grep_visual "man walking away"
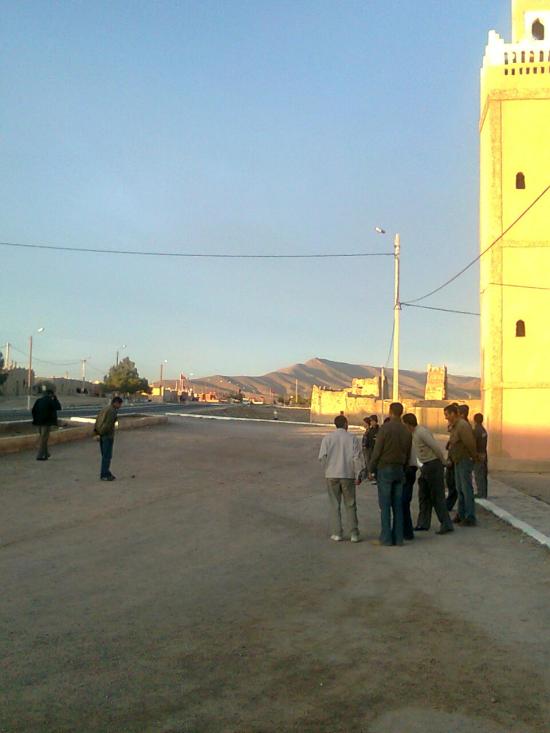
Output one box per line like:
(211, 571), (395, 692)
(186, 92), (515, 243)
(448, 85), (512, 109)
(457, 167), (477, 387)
(403, 414), (454, 535)
(365, 415), (379, 483)
(94, 397), (123, 481)
(319, 415), (364, 543)
(31, 388), (62, 461)
(473, 413), (488, 498)
(369, 402), (412, 546)
(444, 404), (478, 526)
(362, 416), (371, 466)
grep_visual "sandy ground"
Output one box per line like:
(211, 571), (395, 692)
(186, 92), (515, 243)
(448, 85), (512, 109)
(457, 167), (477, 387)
(495, 471), (550, 506)
(1, 419), (549, 733)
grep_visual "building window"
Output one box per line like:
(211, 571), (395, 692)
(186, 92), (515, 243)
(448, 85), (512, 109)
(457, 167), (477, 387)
(533, 19), (545, 41)
(516, 172), (526, 189)
(516, 320), (526, 338)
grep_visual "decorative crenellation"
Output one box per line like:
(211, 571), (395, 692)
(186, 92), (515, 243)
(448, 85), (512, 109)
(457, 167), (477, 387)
(483, 31), (550, 74)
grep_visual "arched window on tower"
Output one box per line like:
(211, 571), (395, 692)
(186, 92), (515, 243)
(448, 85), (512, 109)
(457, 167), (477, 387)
(516, 172), (526, 189)
(516, 320), (526, 338)
(532, 19), (545, 41)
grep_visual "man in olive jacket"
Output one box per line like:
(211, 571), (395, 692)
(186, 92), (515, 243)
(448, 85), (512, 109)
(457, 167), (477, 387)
(32, 388), (62, 461)
(444, 403), (478, 526)
(94, 397), (123, 481)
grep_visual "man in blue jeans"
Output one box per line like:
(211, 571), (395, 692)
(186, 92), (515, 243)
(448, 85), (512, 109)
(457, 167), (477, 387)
(444, 403), (478, 525)
(368, 402), (412, 546)
(94, 396), (123, 481)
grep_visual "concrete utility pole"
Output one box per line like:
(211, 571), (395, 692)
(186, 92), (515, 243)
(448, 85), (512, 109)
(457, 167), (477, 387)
(116, 344), (126, 367)
(295, 378), (298, 405)
(27, 327), (44, 410)
(393, 233), (401, 403)
(4, 342), (10, 370)
(81, 358), (89, 391)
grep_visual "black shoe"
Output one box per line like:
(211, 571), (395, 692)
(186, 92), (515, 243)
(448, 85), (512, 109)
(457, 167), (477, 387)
(436, 526), (454, 535)
(404, 534), (415, 541)
(36, 457), (48, 461)
(462, 518), (477, 527)
(414, 526), (428, 531)
(101, 475), (116, 482)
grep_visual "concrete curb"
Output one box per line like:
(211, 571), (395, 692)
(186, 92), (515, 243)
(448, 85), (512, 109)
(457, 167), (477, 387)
(165, 412), (363, 430)
(0, 415), (168, 455)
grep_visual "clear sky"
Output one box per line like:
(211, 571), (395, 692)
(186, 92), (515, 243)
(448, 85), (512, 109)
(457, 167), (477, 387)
(1, 0), (510, 382)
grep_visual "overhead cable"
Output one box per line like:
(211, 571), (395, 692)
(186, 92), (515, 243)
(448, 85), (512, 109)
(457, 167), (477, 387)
(403, 183), (550, 305)
(0, 240), (393, 260)
(401, 303), (480, 317)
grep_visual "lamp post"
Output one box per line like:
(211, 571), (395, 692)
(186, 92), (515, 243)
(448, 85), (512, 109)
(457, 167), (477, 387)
(376, 227), (401, 403)
(27, 327), (45, 410)
(116, 344), (127, 367)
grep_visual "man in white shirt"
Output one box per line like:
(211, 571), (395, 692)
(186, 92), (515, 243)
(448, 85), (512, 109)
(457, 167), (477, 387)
(402, 414), (454, 535)
(318, 415), (365, 543)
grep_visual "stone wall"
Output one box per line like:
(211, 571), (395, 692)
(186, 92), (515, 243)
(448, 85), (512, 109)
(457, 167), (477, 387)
(310, 385), (481, 434)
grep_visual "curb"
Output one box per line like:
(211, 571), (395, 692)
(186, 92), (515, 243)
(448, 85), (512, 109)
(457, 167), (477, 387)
(0, 415), (168, 455)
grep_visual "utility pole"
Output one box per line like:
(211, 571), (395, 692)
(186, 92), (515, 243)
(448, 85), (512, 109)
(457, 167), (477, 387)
(295, 378), (298, 405)
(4, 342), (10, 370)
(27, 336), (34, 410)
(81, 358), (88, 391)
(393, 233), (401, 403)
(380, 367), (385, 422)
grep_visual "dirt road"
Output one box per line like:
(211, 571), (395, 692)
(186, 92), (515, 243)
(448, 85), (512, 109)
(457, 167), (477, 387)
(1, 418), (549, 732)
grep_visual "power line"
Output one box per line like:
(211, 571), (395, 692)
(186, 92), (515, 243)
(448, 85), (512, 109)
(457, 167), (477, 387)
(9, 344), (82, 366)
(403, 183), (550, 305)
(0, 240), (394, 260)
(384, 321), (395, 368)
(489, 282), (550, 292)
(402, 303), (480, 316)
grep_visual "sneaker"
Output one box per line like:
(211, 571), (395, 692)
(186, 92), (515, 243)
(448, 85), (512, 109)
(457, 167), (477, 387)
(101, 475), (116, 482)
(330, 534), (343, 542)
(350, 533), (361, 543)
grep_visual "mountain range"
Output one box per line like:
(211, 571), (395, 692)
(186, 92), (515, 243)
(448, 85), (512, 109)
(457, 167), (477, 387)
(190, 357), (480, 401)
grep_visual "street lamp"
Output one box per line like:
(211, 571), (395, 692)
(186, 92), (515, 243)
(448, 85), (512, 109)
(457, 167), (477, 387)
(159, 360), (168, 383)
(27, 327), (45, 409)
(116, 344), (127, 367)
(376, 227), (401, 403)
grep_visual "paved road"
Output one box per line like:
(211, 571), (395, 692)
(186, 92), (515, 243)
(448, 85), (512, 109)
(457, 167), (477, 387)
(2, 418), (549, 732)
(0, 400), (219, 423)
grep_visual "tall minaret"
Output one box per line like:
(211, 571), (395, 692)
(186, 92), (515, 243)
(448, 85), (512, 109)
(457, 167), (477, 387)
(480, 0), (550, 464)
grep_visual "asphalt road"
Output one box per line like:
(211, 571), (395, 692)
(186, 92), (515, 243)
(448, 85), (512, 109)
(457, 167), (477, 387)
(0, 400), (219, 423)
(1, 417), (549, 732)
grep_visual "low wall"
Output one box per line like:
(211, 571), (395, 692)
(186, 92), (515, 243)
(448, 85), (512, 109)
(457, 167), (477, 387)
(0, 415), (168, 455)
(310, 386), (481, 434)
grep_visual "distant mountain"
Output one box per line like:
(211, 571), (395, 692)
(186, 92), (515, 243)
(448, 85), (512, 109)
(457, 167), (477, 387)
(191, 357), (480, 401)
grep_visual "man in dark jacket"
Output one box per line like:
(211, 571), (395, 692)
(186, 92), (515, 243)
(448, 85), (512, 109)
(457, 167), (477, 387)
(94, 397), (123, 481)
(31, 388), (62, 461)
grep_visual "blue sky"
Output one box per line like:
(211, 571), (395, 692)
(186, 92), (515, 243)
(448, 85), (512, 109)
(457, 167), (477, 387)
(1, 0), (510, 382)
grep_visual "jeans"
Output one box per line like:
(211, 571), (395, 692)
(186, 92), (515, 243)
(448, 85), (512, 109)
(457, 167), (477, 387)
(416, 459), (453, 531)
(377, 465), (405, 545)
(326, 479), (358, 537)
(36, 425), (51, 459)
(402, 466), (417, 539)
(99, 436), (114, 478)
(474, 460), (488, 498)
(455, 458), (476, 521)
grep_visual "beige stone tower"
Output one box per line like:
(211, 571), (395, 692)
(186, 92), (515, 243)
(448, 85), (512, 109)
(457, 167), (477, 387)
(480, 0), (550, 462)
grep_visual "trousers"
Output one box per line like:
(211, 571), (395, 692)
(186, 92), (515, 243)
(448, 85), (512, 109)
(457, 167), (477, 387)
(37, 425), (51, 459)
(455, 458), (476, 521)
(402, 466), (417, 540)
(326, 478), (358, 537)
(377, 465), (405, 545)
(99, 436), (114, 478)
(416, 459), (454, 531)
(474, 460), (488, 498)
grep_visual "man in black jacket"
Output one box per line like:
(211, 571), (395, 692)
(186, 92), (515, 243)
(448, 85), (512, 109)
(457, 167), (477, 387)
(31, 388), (62, 461)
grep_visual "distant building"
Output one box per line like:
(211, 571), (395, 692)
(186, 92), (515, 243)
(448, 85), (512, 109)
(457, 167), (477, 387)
(425, 365), (447, 401)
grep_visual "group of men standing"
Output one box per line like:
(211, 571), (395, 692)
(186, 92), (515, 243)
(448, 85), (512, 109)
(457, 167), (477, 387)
(31, 389), (124, 480)
(318, 402), (488, 546)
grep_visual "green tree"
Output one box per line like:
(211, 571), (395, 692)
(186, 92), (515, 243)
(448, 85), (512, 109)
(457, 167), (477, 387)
(0, 352), (7, 395)
(103, 357), (150, 395)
